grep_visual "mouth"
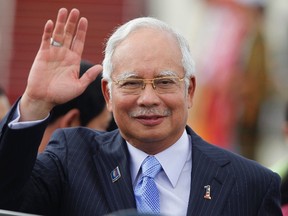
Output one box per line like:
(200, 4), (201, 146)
(134, 115), (165, 126)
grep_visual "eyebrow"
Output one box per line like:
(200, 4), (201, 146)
(158, 70), (178, 77)
(115, 72), (138, 80)
(115, 70), (179, 80)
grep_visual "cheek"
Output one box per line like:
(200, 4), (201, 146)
(110, 93), (133, 115)
(169, 95), (190, 120)
(165, 91), (187, 107)
(111, 101), (132, 130)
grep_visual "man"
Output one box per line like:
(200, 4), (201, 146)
(0, 8), (282, 216)
(38, 60), (115, 152)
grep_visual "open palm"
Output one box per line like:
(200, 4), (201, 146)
(21, 8), (102, 120)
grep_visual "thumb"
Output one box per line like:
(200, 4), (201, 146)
(79, 64), (103, 88)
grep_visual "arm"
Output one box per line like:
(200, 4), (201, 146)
(0, 8), (102, 211)
(0, 104), (49, 210)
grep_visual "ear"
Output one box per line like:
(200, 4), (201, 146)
(59, 108), (81, 127)
(187, 76), (196, 109)
(102, 79), (113, 112)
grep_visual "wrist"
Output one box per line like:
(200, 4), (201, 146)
(19, 93), (54, 121)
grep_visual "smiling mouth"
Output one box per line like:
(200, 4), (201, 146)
(137, 115), (163, 119)
(134, 115), (165, 126)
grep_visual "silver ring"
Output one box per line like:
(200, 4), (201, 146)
(50, 38), (62, 47)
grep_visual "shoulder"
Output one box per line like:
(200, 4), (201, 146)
(46, 127), (121, 152)
(52, 126), (119, 140)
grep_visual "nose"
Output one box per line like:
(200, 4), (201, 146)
(137, 82), (161, 106)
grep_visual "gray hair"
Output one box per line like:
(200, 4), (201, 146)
(102, 17), (195, 91)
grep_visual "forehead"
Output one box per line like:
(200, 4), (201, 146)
(112, 28), (183, 78)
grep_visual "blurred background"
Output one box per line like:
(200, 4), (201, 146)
(0, 0), (287, 168)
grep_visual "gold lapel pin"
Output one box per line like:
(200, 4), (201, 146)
(204, 185), (212, 200)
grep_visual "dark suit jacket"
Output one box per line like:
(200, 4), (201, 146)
(0, 104), (282, 216)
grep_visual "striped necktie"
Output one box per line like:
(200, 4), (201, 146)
(134, 156), (162, 214)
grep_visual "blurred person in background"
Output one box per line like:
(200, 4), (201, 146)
(39, 60), (116, 152)
(187, 0), (269, 160)
(236, 0), (270, 161)
(0, 87), (10, 121)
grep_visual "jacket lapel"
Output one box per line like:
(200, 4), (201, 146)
(186, 127), (236, 215)
(92, 131), (136, 212)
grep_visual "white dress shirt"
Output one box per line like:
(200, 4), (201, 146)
(127, 130), (192, 216)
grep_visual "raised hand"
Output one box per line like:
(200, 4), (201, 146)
(20, 8), (103, 121)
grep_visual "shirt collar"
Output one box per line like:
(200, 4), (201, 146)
(127, 130), (191, 188)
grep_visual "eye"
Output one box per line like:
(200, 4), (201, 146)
(119, 79), (143, 89)
(155, 78), (176, 88)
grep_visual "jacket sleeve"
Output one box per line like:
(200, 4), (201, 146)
(0, 101), (48, 210)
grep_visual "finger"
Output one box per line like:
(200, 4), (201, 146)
(63, 8), (80, 48)
(79, 64), (103, 89)
(40, 20), (54, 50)
(70, 17), (88, 56)
(51, 8), (68, 45)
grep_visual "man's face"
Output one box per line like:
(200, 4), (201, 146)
(103, 28), (195, 154)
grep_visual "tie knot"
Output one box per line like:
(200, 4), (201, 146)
(141, 156), (161, 179)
